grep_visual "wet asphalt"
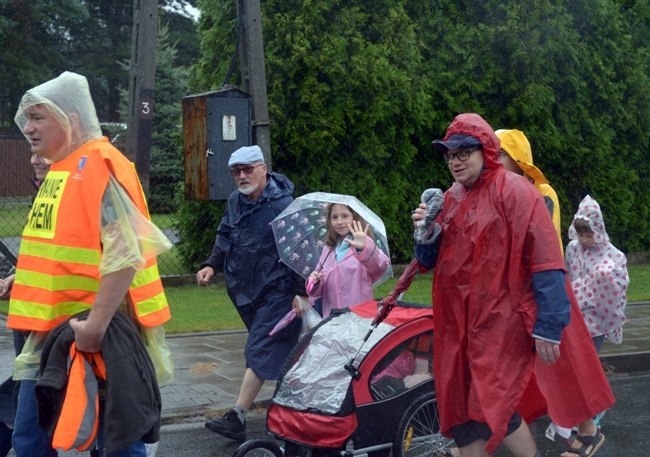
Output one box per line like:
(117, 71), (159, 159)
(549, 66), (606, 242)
(1, 302), (649, 456)
(149, 371), (650, 456)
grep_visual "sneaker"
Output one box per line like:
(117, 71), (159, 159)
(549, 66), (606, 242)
(205, 409), (246, 441)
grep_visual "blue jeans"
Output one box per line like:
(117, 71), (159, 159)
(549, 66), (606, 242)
(12, 380), (56, 457)
(592, 334), (606, 354)
(12, 380), (147, 457)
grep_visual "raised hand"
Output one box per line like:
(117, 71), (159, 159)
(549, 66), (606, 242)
(346, 220), (369, 251)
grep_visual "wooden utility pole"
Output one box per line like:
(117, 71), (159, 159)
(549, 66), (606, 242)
(125, 0), (158, 193)
(237, 0), (272, 167)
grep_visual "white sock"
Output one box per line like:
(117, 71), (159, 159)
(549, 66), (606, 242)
(234, 405), (247, 423)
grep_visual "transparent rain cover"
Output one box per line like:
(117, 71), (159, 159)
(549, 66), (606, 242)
(273, 311), (394, 414)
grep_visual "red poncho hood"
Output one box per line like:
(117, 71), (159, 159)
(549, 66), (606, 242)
(440, 113), (502, 181)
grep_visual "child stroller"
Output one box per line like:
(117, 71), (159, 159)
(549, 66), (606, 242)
(233, 261), (455, 457)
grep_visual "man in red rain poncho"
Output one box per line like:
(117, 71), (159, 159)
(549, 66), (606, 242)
(412, 114), (614, 457)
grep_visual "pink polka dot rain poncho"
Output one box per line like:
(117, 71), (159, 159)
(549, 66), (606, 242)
(565, 195), (629, 343)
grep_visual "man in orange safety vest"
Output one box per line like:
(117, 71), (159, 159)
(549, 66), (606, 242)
(8, 71), (172, 457)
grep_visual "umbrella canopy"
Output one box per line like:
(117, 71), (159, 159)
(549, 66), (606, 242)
(271, 192), (392, 285)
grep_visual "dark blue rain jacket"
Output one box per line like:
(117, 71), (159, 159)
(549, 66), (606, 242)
(202, 172), (305, 307)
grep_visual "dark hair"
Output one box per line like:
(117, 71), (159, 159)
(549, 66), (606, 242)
(574, 218), (593, 235)
(324, 203), (373, 248)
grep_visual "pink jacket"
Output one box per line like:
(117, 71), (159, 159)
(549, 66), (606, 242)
(306, 238), (390, 318)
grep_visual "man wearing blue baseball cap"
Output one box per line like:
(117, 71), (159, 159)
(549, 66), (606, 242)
(196, 145), (307, 441)
(412, 114), (614, 457)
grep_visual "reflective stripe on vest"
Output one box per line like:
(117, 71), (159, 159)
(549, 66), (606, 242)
(52, 343), (106, 451)
(19, 238), (101, 265)
(7, 140), (169, 331)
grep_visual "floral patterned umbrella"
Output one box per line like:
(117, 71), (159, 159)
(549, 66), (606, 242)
(271, 192), (392, 285)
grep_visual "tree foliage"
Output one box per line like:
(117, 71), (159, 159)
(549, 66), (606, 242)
(183, 0), (650, 263)
(0, 0), (199, 125)
(403, 0), (650, 252)
(1, 0), (198, 218)
(174, 199), (225, 271)
(263, 0), (432, 263)
(189, 0), (432, 263)
(190, 0), (238, 89)
(0, 0), (85, 124)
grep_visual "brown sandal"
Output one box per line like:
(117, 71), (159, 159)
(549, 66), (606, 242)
(563, 430), (605, 457)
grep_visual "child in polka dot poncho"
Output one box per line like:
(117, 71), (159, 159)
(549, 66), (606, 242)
(565, 195), (629, 351)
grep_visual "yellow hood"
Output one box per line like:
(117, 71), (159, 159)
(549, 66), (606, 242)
(495, 129), (548, 186)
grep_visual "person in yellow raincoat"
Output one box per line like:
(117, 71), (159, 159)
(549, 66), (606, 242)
(495, 129), (562, 251)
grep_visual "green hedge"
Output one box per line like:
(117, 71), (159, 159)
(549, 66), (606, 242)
(185, 0), (650, 264)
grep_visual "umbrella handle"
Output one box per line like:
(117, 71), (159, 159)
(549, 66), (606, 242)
(388, 258), (421, 298)
(315, 249), (333, 273)
(371, 258), (421, 326)
(371, 298), (394, 326)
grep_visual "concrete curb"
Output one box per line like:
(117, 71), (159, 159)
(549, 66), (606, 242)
(602, 352), (650, 374)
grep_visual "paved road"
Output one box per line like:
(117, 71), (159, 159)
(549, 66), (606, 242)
(145, 371), (650, 457)
(2, 304), (649, 456)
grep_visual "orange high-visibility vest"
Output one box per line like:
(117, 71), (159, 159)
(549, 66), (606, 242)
(8, 138), (170, 331)
(52, 342), (106, 451)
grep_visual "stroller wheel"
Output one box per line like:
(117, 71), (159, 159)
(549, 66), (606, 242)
(392, 392), (455, 457)
(233, 439), (284, 457)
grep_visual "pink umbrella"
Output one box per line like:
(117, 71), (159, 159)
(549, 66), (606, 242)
(269, 308), (298, 336)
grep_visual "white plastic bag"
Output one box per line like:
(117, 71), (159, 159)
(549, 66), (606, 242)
(298, 296), (322, 338)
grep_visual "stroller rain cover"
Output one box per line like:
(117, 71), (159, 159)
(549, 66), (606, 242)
(268, 299), (432, 449)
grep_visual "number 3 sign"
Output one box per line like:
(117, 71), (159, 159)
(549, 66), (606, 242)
(140, 97), (154, 120)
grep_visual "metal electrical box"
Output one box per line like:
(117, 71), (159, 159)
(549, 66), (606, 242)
(182, 87), (251, 200)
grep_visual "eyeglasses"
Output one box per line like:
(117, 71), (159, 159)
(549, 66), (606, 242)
(230, 163), (264, 177)
(443, 147), (482, 164)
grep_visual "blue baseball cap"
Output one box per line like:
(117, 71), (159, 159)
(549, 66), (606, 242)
(432, 134), (483, 152)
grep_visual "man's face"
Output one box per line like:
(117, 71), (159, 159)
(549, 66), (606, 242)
(446, 147), (485, 187)
(22, 105), (67, 161)
(230, 162), (267, 199)
(498, 149), (523, 175)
